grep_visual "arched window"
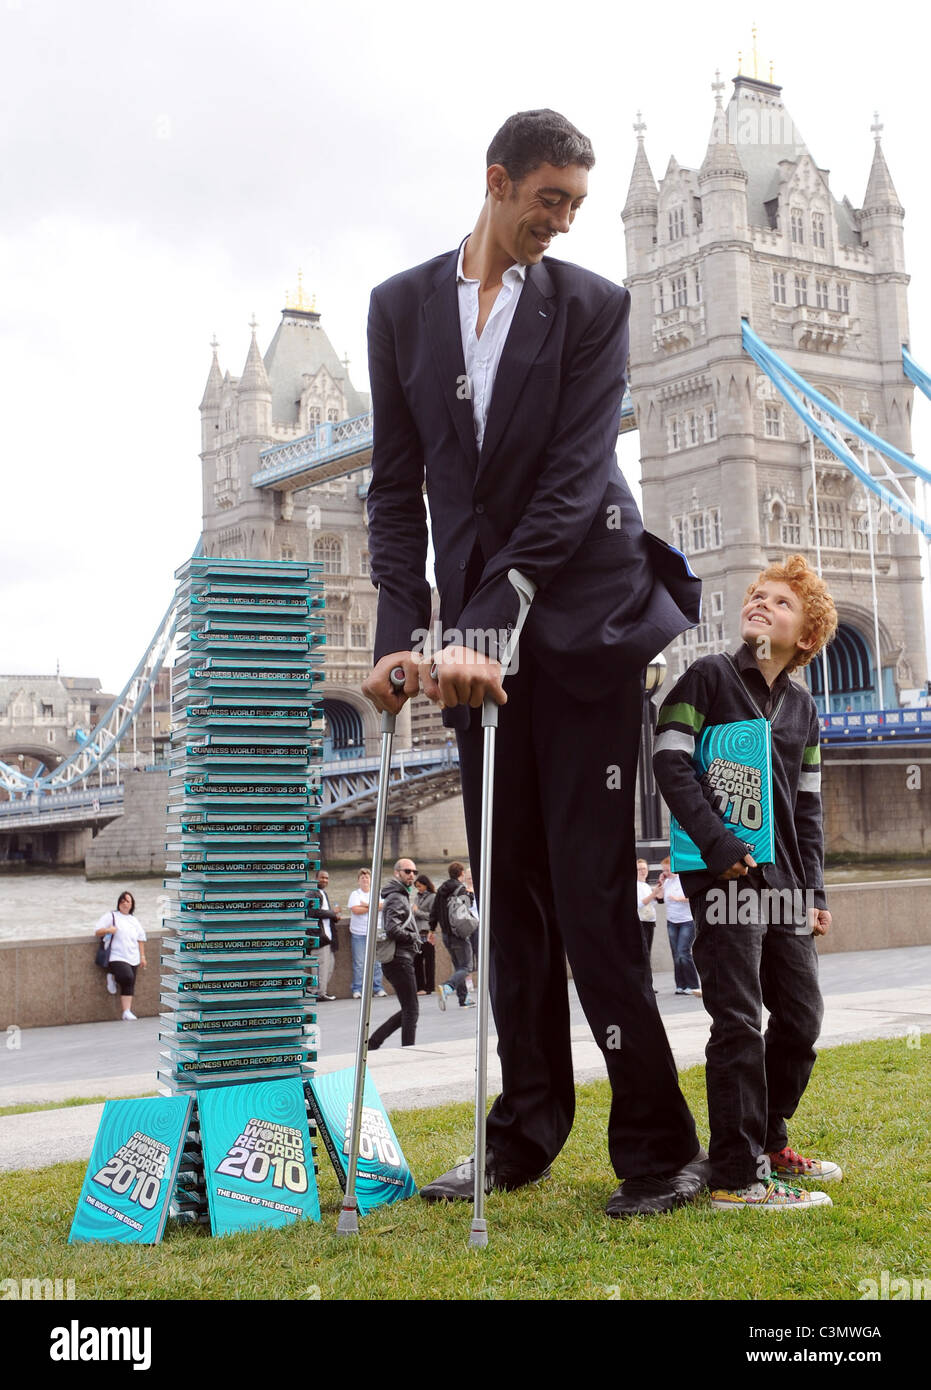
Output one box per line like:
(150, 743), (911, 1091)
(314, 536), (344, 573)
(811, 211), (826, 248)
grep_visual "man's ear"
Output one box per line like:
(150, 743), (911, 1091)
(486, 163), (511, 202)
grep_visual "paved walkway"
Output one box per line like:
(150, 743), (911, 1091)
(1, 945), (928, 1172)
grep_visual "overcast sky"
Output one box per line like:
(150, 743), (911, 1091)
(1, 0), (928, 692)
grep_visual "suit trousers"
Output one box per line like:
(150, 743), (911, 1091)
(455, 651), (698, 1180)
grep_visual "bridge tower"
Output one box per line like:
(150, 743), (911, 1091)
(198, 285), (396, 760)
(622, 74), (927, 710)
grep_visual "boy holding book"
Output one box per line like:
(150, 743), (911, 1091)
(653, 555), (840, 1211)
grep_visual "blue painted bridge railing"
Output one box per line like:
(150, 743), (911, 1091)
(819, 708), (931, 742)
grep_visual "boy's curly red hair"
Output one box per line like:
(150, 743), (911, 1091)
(743, 554), (838, 671)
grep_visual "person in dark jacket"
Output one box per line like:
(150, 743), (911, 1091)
(653, 555), (841, 1212)
(413, 873), (437, 995)
(369, 858), (422, 1050)
(310, 869), (340, 1001)
(430, 861), (475, 1009)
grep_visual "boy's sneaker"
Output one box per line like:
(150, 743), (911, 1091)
(683, 987), (702, 997)
(352, 991), (361, 999)
(436, 983), (453, 1012)
(711, 1178), (832, 1212)
(768, 1145), (843, 1183)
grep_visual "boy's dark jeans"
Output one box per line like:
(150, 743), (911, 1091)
(691, 877), (824, 1189)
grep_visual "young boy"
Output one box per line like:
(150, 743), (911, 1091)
(653, 555), (840, 1211)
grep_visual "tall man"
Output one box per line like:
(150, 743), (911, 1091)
(362, 110), (706, 1216)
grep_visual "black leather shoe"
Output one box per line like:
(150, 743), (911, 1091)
(605, 1149), (710, 1218)
(419, 1152), (552, 1203)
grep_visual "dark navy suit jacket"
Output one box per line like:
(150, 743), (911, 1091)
(366, 248), (700, 710)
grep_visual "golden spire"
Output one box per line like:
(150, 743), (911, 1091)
(285, 268), (317, 313)
(752, 22), (759, 79)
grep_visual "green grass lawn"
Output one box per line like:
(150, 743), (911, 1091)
(0, 1038), (927, 1301)
(0, 1095), (157, 1119)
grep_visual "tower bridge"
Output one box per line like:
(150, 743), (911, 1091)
(3, 73), (931, 869)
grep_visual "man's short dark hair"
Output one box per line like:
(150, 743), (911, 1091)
(448, 861), (465, 880)
(487, 109), (595, 185)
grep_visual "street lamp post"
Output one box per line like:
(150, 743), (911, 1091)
(637, 653), (667, 852)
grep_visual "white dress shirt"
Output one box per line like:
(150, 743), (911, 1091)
(457, 240), (527, 451)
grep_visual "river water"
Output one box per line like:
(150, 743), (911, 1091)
(0, 861), (457, 942)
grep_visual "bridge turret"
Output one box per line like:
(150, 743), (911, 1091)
(621, 113), (658, 277)
(198, 339), (223, 452)
(236, 321), (273, 441)
(860, 118), (905, 274)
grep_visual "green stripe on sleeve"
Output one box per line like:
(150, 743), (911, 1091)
(657, 702), (706, 734)
(803, 744), (821, 766)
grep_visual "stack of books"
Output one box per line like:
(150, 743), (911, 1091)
(159, 557), (326, 1223)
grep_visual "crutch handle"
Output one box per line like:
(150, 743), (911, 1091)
(428, 569), (537, 688)
(380, 667), (409, 735)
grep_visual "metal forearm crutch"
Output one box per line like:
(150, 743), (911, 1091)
(337, 666), (406, 1237)
(469, 568), (537, 1249)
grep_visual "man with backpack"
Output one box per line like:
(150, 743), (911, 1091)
(430, 862), (477, 1010)
(368, 858), (423, 1050)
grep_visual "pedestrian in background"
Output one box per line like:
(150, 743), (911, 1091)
(637, 858), (662, 992)
(95, 890), (147, 1021)
(347, 868), (387, 998)
(311, 868), (340, 1001)
(636, 858), (662, 955)
(413, 873), (437, 995)
(431, 861), (476, 1010)
(659, 857), (702, 997)
(369, 858), (422, 1050)
(463, 865), (478, 994)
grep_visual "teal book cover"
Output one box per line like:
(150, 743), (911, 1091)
(669, 718), (775, 873)
(199, 1076), (320, 1235)
(69, 1094), (193, 1243)
(307, 1067), (417, 1215)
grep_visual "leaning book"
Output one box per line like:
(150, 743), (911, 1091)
(669, 718), (775, 873)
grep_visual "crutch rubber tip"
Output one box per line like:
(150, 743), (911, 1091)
(336, 1201), (360, 1236)
(467, 1219), (489, 1249)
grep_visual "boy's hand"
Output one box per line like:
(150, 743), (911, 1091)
(810, 908), (832, 936)
(720, 852), (757, 880)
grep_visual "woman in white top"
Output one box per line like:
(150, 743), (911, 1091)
(95, 890), (147, 1020)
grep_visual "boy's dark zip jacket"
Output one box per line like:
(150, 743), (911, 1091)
(652, 644), (826, 909)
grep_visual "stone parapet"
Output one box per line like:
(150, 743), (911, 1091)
(4, 881), (930, 1030)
